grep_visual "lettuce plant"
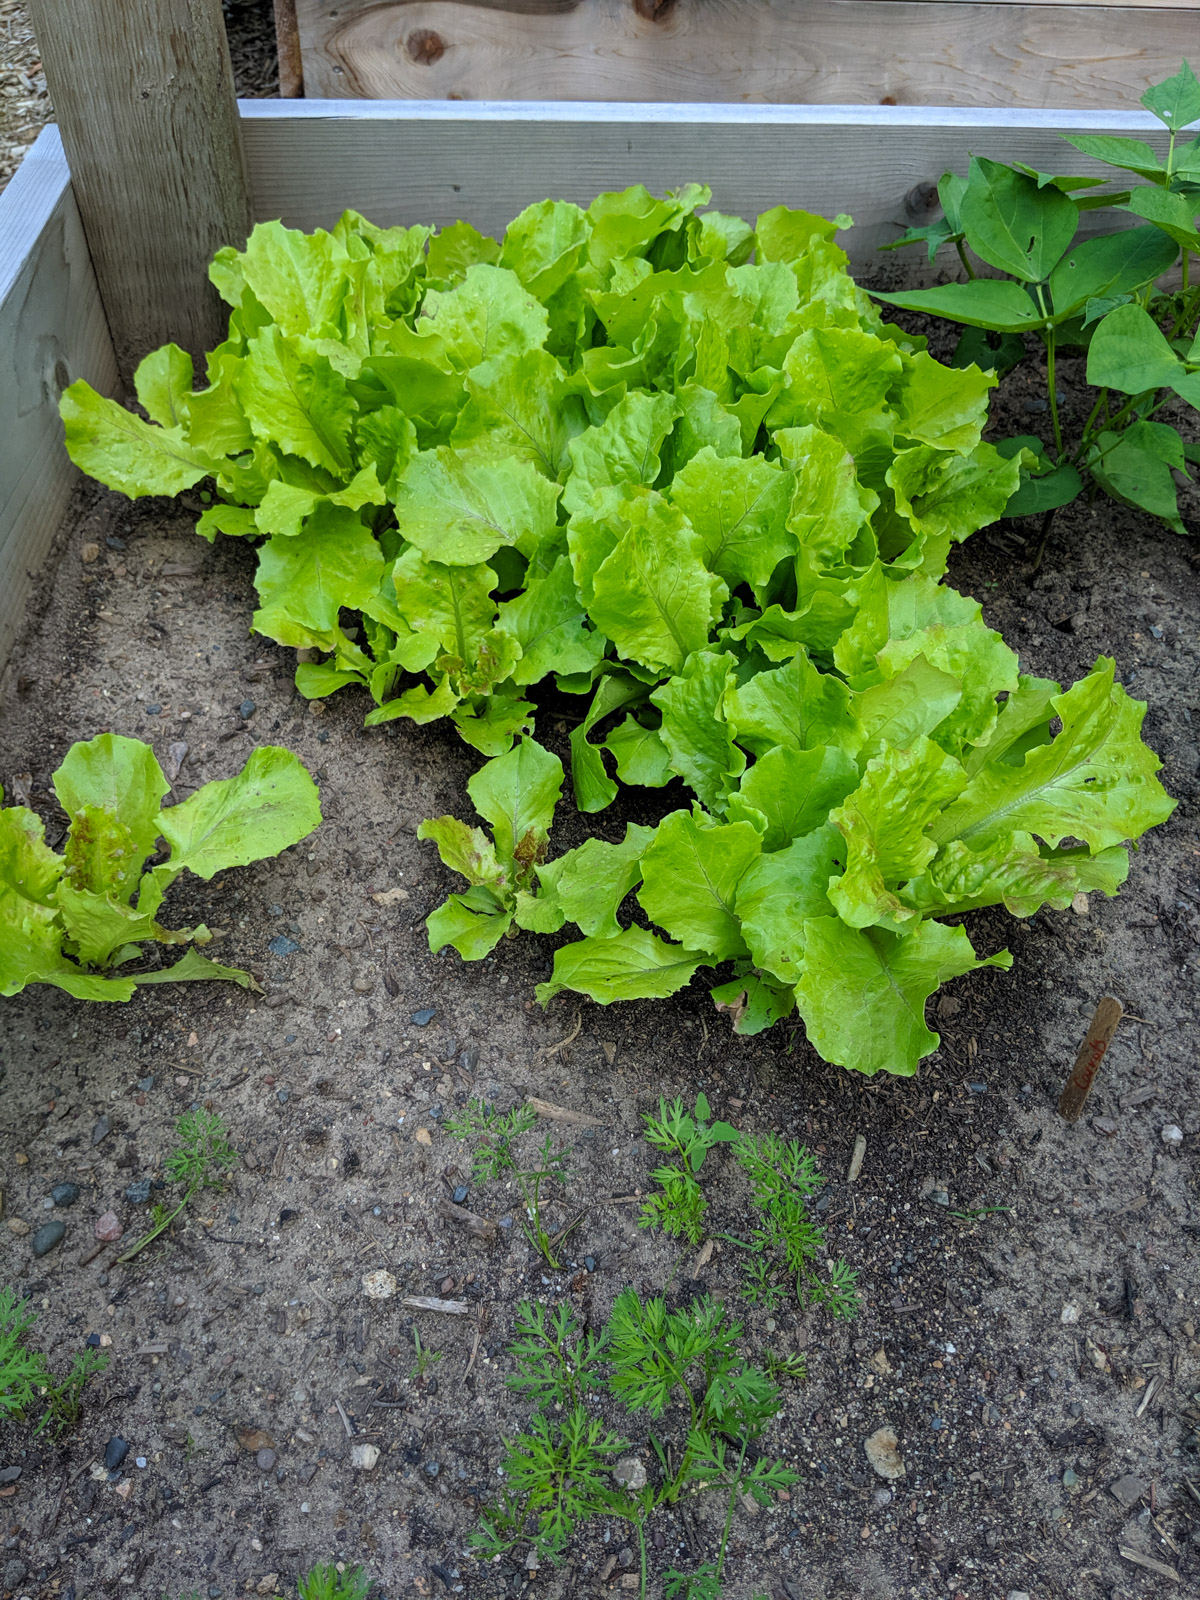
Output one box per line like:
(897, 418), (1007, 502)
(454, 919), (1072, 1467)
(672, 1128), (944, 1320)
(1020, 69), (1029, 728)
(56, 189), (1175, 1070)
(1, 735), (320, 999)
(60, 186), (1020, 758)
(876, 60), (1200, 537)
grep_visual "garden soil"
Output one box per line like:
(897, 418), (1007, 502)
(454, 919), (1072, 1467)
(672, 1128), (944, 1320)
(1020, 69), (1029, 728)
(1, 329), (1199, 1600)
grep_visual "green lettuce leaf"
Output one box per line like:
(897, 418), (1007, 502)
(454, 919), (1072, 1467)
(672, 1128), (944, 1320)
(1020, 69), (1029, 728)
(795, 918), (1012, 1076)
(536, 927), (710, 1007)
(638, 809), (761, 960)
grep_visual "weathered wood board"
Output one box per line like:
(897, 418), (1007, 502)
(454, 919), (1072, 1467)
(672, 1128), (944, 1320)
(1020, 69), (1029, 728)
(238, 99), (1171, 273)
(293, 0), (1200, 109)
(0, 126), (117, 666)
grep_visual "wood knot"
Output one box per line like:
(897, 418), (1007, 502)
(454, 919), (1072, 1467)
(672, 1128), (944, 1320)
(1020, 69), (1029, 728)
(903, 182), (941, 220)
(633, 0), (677, 21)
(407, 28), (446, 66)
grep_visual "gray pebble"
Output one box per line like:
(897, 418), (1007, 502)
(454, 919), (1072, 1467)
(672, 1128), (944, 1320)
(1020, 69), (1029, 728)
(256, 1448), (276, 1471)
(0, 1466), (21, 1485)
(1110, 1473), (1145, 1509)
(105, 1436), (130, 1470)
(277, 1088), (290, 1105)
(3, 1560), (27, 1590)
(240, 699), (256, 719)
(51, 1182), (81, 1207)
(411, 1008), (436, 1026)
(92, 1114), (112, 1145)
(124, 1178), (152, 1204)
(268, 935), (300, 957)
(452, 1185), (469, 1204)
(930, 1189), (950, 1207)
(32, 1220), (66, 1258)
(425, 1460), (440, 1478)
(137, 1076), (154, 1092)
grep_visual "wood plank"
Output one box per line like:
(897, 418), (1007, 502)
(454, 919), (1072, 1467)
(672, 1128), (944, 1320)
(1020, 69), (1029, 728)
(239, 100), (1172, 277)
(0, 127), (118, 669)
(26, 0), (252, 384)
(294, 0), (1199, 109)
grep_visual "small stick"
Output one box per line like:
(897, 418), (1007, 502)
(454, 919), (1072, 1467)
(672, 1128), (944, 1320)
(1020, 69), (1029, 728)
(526, 1096), (604, 1128)
(1059, 996), (1124, 1122)
(1118, 1547), (1178, 1582)
(847, 1134), (867, 1183)
(1136, 1376), (1160, 1419)
(536, 1009), (581, 1061)
(401, 1295), (470, 1315)
(333, 1397), (356, 1438)
(436, 1200), (498, 1242)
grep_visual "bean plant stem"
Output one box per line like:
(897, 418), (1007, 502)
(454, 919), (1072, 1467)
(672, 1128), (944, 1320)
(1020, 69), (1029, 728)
(955, 239), (976, 281)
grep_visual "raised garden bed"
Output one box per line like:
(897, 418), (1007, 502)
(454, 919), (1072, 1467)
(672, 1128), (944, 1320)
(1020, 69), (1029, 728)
(1, 94), (1199, 1600)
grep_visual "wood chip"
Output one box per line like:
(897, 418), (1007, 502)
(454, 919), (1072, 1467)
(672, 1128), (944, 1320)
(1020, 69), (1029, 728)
(847, 1134), (867, 1183)
(1118, 1547), (1178, 1582)
(525, 1096), (603, 1128)
(135, 1343), (169, 1356)
(690, 1239), (715, 1276)
(1059, 996), (1124, 1122)
(436, 1200), (498, 1242)
(401, 1295), (470, 1315)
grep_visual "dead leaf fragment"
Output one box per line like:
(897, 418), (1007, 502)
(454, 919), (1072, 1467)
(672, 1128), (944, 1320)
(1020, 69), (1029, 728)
(234, 1427), (276, 1453)
(415, 1127), (432, 1147)
(864, 1426), (906, 1481)
(371, 887), (409, 906)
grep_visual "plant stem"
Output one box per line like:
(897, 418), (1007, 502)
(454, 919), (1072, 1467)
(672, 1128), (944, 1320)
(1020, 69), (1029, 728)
(116, 1177), (199, 1263)
(1045, 332), (1063, 459)
(635, 1517), (648, 1600)
(1073, 388), (1109, 465)
(716, 1441), (751, 1580)
(955, 239), (976, 281)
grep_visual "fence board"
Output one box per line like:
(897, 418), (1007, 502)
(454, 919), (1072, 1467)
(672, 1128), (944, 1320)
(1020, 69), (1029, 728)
(0, 127), (118, 666)
(294, 0), (1199, 109)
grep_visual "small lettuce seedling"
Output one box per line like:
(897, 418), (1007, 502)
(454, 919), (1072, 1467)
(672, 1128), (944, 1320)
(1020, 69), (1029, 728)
(1, 734), (320, 1000)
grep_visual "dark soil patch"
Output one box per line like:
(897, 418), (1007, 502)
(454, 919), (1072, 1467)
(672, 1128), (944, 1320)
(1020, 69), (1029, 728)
(1, 324), (1199, 1600)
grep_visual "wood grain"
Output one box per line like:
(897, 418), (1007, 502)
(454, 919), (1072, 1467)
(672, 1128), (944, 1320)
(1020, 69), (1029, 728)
(274, 0), (305, 98)
(1058, 995), (1124, 1121)
(0, 127), (117, 669)
(27, 0), (252, 384)
(294, 0), (1200, 108)
(238, 101), (1172, 278)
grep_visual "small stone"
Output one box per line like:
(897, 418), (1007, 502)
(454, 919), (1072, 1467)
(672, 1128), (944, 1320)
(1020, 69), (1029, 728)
(124, 1177), (152, 1204)
(613, 1456), (647, 1492)
(411, 1008), (436, 1026)
(361, 1269), (397, 1300)
(6, 1218), (30, 1237)
(256, 1448), (276, 1471)
(1110, 1473), (1145, 1509)
(105, 1436), (130, 1470)
(864, 1427), (906, 1481)
(1161, 1124), (1184, 1147)
(239, 699), (256, 719)
(452, 1185), (469, 1205)
(95, 1212), (123, 1242)
(929, 1188), (950, 1207)
(80, 542), (100, 563)
(3, 1559), (28, 1590)
(92, 1114), (112, 1145)
(268, 935), (300, 958)
(873, 1488), (893, 1507)
(1060, 1303), (1080, 1325)
(32, 1220), (66, 1257)
(146, 703), (162, 716)
(584, 1255), (596, 1272)
(350, 1442), (380, 1470)
(0, 1466), (21, 1484)
(1062, 1468), (1079, 1488)
(352, 977), (374, 995)
(425, 1460), (441, 1478)
(51, 1182), (81, 1207)
(1007, 1592), (1032, 1600)
(137, 1076), (154, 1092)
(276, 1089), (290, 1105)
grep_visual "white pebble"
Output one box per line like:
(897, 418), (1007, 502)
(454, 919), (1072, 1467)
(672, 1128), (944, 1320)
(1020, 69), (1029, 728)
(350, 1442), (380, 1471)
(1060, 1304), (1080, 1325)
(1161, 1124), (1184, 1147)
(361, 1268), (397, 1300)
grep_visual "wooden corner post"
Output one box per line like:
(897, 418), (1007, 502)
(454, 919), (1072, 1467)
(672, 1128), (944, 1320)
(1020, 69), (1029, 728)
(27, 0), (252, 385)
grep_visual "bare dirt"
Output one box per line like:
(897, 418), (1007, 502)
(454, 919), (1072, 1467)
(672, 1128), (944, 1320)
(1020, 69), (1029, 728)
(2, 318), (1200, 1600)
